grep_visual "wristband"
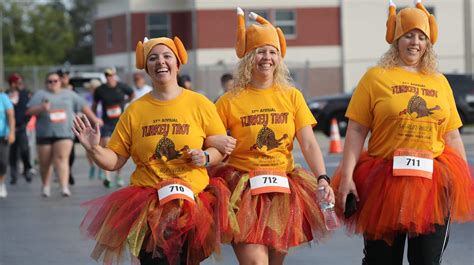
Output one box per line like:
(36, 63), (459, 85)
(317, 174), (330, 184)
(203, 151), (210, 167)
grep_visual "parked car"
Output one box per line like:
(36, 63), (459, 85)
(69, 72), (106, 95)
(308, 74), (474, 137)
(307, 94), (351, 137)
(445, 74), (474, 131)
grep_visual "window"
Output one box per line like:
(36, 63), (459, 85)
(274, 10), (296, 39)
(106, 19), (113, 48)
(147, 13), (170, 38)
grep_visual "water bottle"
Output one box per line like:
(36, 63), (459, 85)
(318, 186), (340, 230)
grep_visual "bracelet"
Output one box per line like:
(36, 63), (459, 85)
(203, 151), (210, 167)
(317, 174), (330, 184)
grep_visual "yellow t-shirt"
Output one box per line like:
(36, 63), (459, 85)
(107, 89), (226, 193)
(216, 85), (316, 172)
(346, 67), (462, 159)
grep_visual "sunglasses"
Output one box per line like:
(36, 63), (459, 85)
(47, 79), (59, 84)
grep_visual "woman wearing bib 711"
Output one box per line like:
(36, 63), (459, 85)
(333, 1), (474, 264)
(73, 37), (235, 265)
(208, 8), (334, 265)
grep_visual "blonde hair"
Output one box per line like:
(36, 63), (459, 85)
(378, 41), (438, 75)
(231, 48), (293, 94)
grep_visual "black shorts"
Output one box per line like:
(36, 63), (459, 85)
(0, 139), (9, 175)
(36, 137), (73, 145)
(100, 123), (116, 138)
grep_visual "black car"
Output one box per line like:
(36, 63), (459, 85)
(445, 74), (474, 130)
(307, 94), (351, 137)
(308, 74), (474, 137)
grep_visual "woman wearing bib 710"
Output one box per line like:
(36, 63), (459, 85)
(333, 1), (474, 264)
(73, 37), (235, 265)
(208, 8), (334, 265)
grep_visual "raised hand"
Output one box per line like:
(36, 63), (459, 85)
(72, 114), (101, 151)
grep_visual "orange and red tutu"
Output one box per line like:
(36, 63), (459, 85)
(332, 147), (474, 244)
(80, 178), (235, 265)
(208, 165), (330, 252)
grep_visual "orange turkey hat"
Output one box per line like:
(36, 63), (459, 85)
(135, 37), (188, 70)
(235, 7), (287, 58)
(386, 0), (438, 45)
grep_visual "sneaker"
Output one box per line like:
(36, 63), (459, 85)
(88, 166), (96, 180)
(115, 175), (125, 187)
(0, 183), (7, 198)
(42, 186), (51, 197)
(61, 187), (71, 197)
(103, 179), (112, 188)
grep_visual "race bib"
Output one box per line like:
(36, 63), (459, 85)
(249, 169), (291, 195)
(106, 105), (122, 118)
(49, 109), (66, 123)
(393, 148), (433, 179)
(156, 179), (195, 205)
(9, 94), (19, 105)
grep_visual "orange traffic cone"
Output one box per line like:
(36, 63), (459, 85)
(329, 118), (343, 154)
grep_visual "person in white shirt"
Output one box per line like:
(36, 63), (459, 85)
(131, 72), (152, 101)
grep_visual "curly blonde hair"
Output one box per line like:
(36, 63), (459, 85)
(378, 41), (438, 75)
(231, 48), (293, 94)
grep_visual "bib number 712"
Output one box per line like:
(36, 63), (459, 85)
(249, 170), (291, 195)
(263, 176), (278, 184)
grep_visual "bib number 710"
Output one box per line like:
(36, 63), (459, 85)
(157, 180), (195, 205)
(169, 185), (185, 193)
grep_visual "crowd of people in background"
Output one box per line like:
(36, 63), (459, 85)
(0, 68), (233, 198)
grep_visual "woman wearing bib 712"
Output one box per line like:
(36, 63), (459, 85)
(208, 8), (334, 265)
(333, 1), (474, 264)
(73, 37), (235, 265)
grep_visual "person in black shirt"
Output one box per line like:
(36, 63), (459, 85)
(6, 73), (35, 184)
(92, 68), (134, 187)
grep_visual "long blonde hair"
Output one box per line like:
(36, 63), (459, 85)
(231, 49), (293, 94)
(378, 41), (438, 75)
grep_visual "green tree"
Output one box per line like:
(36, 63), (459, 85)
(2, 0), (74, 66)
(66, 0), (98, 64)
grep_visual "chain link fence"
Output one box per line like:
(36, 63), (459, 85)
(5, 61), (343, 101)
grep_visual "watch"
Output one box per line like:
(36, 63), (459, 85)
(317, 174), (331, 184)
(203, 151), (210, 167)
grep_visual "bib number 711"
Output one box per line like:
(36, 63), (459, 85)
(393, 148), (433, 179)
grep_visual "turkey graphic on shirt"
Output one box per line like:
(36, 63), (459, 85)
(398, 95), (446, 125)
(149, 134), (190, 162)
(250, 124), (288, 151)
